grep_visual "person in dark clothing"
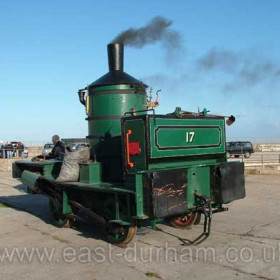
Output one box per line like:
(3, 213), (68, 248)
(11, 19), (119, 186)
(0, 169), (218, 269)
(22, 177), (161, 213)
(5, 143), (13, 158)
(48, 135), (65, 160)
(32, 135), (65, 161)
(17, 142), (24, 158)
(0, 144), (5, 158)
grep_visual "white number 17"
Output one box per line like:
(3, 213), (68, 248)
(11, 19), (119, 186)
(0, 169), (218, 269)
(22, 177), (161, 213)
(186, 132), (195, 143)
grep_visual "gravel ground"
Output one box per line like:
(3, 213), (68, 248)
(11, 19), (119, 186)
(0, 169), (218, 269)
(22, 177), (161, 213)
(0, 172), (279, 280)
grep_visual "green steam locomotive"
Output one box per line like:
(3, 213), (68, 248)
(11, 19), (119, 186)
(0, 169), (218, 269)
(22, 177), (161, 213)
(13, 43), (245, 246)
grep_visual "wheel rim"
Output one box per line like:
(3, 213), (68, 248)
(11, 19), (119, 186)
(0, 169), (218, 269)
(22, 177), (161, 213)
(170, 212), (198, 229)
(103, 197), (137, 245)
(106, 223), (137, 245)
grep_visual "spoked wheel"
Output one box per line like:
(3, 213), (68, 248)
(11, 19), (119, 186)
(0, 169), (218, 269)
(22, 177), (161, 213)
(106, 223), (137, 246)
(49, 199), (74, 228)
(169, 212), (198, 229)
(103, 197), (137, 246)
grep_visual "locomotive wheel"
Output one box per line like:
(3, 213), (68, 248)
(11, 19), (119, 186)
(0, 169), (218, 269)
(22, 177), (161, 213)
(106, 223), (137, 246)
(49, 199), (74, 228)
(103, 197), (136, 246)
(169, 212), (198, 229)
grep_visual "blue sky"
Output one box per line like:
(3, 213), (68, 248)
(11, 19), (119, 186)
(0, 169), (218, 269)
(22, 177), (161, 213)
(0, 0), (279, 143)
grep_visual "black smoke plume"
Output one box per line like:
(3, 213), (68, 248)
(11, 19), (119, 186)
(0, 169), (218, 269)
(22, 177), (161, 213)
(111, 16), (182, 50)
(197, 48), (280, 90)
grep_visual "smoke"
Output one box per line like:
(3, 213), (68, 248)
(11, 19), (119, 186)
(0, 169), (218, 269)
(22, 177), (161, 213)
(197, 48), (280, 90)
(111, 16), (182, 50)
(112, 18), (279, 92)
(197, 49), (239, 73)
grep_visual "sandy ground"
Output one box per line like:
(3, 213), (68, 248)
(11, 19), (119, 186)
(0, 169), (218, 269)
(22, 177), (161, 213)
(0, 172), (279, 280)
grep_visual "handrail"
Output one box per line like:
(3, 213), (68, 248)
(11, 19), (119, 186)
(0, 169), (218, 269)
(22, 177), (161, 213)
(126, 130), (134, 168)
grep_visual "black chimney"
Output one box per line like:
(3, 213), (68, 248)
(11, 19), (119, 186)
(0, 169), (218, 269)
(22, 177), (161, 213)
(89, 43), (147, 87)
(108, 43), (124, 72)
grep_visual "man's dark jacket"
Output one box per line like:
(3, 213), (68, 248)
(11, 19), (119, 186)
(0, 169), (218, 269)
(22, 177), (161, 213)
(49, 141), (65, 160)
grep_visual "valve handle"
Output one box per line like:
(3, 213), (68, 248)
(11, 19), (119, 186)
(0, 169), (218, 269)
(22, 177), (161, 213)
(126, 129), (134, 168)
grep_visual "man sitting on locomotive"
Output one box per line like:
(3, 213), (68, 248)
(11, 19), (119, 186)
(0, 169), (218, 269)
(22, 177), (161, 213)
(48, 135), (65, 160)
(32, 134), (65, 161)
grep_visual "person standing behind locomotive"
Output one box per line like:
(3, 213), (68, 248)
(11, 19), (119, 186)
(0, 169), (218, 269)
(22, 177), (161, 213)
(17, 142), (24, 158)
(0, 143), (5, 158)
(5, 142), (13, 158)
(12, 143), (17, 158)
(48, 135), (65, 160)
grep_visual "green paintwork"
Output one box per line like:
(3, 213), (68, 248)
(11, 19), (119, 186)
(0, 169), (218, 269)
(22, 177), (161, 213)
(186, 167), (210, 209)
(13, 160), (62, 179)
(21, 170), (40, 191)
(60, 181), (135, 195)
(149, 118), (225, 159)
(135, 174), (148, 219)
(79, 162), (102, 183)
(122, 116), (226, 174)
(62, 191), (72, 215)
(90, 93), (146, 117)
(90, 85), (141, 91)
(88, 84), (147, 153)
(49, 199), (69, 226)
(109, 220), (131, 226)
